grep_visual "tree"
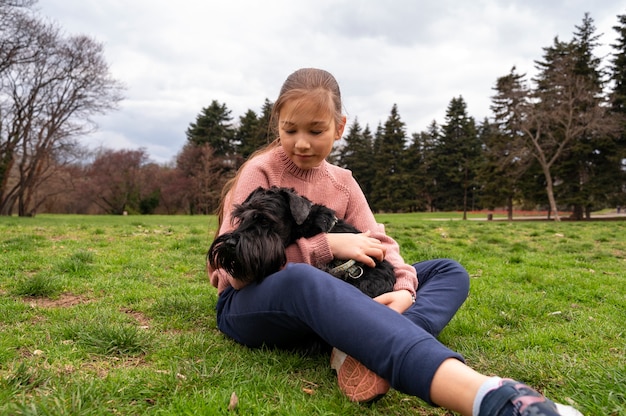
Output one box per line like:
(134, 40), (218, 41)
(155, 166), (190, 214)
(608, 13), (626, 209)
(410, 120), (441, 212)
(0, 1), (124, 215)
(1, 2), (53, 214)
(176, 142), (230, 214)
(371, 105), (410, 212)
(84, 148), (153, 215)
(186, 100), (235, 157)
(337, 118), (375, 200)
(234, 109), (261, 163)
(234, 98), (272, 162)
(184, 100), (238, 212)
(235, 99), (273, 163)
(496, 28), (617, 220)
(0, 0), (39, 75)
(554, 14), (620, 219)
(432, 96), (481, 217)
(403, 131), (429, 212)
(485, 69), (536, 219)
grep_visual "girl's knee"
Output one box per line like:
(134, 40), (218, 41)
(415, 258), (470, 294)
(272, 263), (333, 291)
(444, 259), (470, 289)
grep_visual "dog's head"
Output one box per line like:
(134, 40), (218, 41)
(230, 186), (314, 244)
(207, 229), (286, 284)
(297, 203), (339, 238)
(207, 186), (317, 283)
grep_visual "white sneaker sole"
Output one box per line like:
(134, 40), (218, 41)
(555, 403), (584, 416)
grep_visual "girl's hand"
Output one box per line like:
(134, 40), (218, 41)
(374, 290), (414, 314)
(325, 230), (386, 268)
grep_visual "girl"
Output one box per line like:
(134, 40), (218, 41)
(208, 68), (581, 416)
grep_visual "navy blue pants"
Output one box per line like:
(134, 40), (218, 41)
(216, 258), (469, 403)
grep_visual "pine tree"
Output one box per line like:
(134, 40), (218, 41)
(609, 13), (626, 210)
(235, 109), (260, 163)
(556, 13), (617, 219)
(404, 130), (431, 212)
(418, 120), (442, 212)
(186, 100), (235, 157)
(184, 100), (237, 212)
(484, 68), (535, 218)
(432, 97), (481, 217)
(371, 105), (411, 212)
(337, 118), (375, 200)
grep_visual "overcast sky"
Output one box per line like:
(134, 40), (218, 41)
(37, 0), (624, 164)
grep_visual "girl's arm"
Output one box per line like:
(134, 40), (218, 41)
(339, 176), (419, 299)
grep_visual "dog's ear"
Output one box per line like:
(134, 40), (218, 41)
(282, 188), (312, 225)
(244, 186), (266, 202)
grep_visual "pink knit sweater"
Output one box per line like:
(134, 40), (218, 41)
(208, 146), (418, 296)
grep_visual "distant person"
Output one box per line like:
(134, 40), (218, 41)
(208, 67), (582, 416)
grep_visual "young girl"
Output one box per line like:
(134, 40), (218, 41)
(208, 68), (581, 416)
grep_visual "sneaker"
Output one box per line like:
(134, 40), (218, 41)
(330, 348), (390, 403)
(479, 379), (583, 416)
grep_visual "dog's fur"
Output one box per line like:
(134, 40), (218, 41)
(208, 186), (396, 297)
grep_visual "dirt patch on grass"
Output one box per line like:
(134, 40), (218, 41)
(121, 307), (152, 328)
(25, 293), (91, 308)
(82, 355), (148, 378)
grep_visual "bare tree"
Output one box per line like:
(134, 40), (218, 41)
(84, 148), (152, 215)
(0, 1), (124, 215)
(176, 143), (232, 214)
(1, 1), (55, 214)
(0, 0), (39, 74)
(155, 167), (190, 214)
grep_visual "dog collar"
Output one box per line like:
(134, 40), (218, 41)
(329, 259), (364, 280)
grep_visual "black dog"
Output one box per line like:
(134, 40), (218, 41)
(207, 186), (396, 298)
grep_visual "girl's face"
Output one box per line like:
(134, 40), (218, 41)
(278, 97), (346, 170)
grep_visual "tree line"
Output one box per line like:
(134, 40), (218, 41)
(1, 4), (625, 219)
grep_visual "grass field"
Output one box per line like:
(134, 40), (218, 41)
(0, 214), (624, 415)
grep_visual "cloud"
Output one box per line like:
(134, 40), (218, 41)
(37, 0), (625, 163)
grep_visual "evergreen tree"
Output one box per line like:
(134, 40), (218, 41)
(371, 105), (411, 212)
(258, 98), (274, 141)
(240, 98), (274, 160)
(609, 13), (626, 209)
(484, 68), (535, 219)
(404, 131), (430, 212)
(337, 118), (375, 200)
(555, 13), (617, 219)
(420, 120), (442, 212)
(235, 109), (261, 163)
(611, 14), (626, 115)
(432, 96), (481, 217)
(184, 100), (237, 211)
(186, 100), (235, 156)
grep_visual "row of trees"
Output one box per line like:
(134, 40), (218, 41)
(173, 13), (625, 220)
(2, 5), (625, 219)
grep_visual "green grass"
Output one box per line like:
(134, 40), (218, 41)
(0, 214), (624, 415)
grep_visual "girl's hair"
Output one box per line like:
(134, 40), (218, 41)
(214, 68), (343, 236)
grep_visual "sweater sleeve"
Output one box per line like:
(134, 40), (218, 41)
(339, 174), (418, 296)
